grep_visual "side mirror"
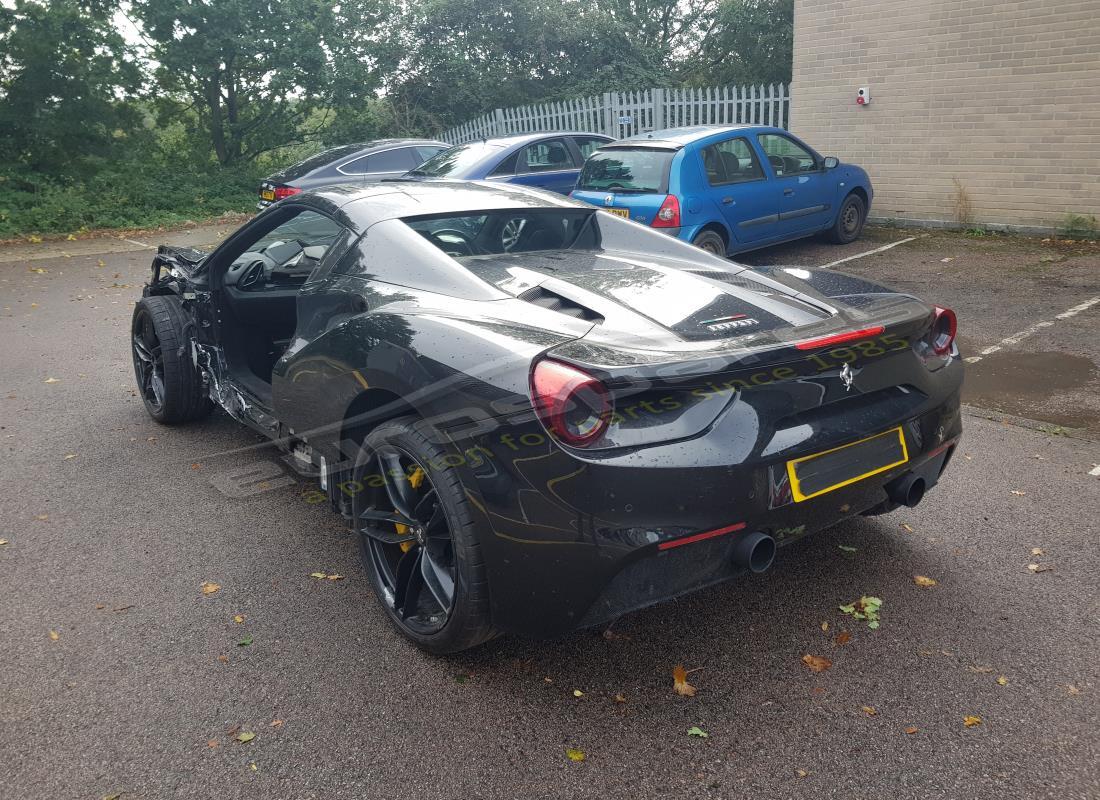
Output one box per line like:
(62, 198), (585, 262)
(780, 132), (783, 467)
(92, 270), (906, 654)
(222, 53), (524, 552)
(823, 156), (839, 169)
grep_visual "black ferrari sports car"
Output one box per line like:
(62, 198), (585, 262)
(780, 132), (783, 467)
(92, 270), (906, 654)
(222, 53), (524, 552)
(132, 180), (963, 653)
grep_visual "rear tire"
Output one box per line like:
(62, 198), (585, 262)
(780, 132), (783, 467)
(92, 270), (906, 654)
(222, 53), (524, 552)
(828, 193), (866, 244)
(692, 229), (727, 257)
(351, 417), (496, 654)
(131, 296), (212, 424)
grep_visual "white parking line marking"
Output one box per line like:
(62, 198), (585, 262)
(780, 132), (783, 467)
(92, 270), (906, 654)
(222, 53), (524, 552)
(966, 296), (1100, 363)
(1090, 464), (1100, 477)
(122, 238), (154, 249)
(818, 237), (917, 269)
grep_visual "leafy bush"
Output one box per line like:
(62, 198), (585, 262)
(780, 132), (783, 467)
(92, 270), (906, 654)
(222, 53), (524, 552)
(0, 162), (265, 238)
(1059, 213), (1098, 240)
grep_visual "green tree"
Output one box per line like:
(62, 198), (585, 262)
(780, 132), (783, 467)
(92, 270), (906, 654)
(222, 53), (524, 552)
(685, 0), (793, 86)
(132, 0), (395, 165)
(0, 0), (143, 175)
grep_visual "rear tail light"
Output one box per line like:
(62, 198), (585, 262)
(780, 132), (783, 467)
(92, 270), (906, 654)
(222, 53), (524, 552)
(651, 194), (680, 228)
(928, 306), (957, 355)
(530, 359), (612, 447)
(273, 186), (302, 201)
(794, 326), (885, 350)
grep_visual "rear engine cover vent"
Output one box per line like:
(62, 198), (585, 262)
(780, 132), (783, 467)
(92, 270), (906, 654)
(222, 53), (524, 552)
(518, 286), (603, 323)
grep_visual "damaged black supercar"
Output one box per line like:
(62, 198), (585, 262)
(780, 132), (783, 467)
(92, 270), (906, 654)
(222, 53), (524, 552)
(132, 180), (963, 653)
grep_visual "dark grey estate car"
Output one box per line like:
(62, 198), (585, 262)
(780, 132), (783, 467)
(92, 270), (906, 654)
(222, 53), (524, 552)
(258, 138), (449, 208)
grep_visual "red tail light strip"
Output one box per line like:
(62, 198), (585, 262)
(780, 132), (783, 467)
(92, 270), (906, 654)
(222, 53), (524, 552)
(658, 521), (747, 551)
(794, 326), (885, 350)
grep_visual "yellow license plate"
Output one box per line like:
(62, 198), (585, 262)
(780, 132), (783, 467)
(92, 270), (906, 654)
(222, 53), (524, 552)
(786, 427), (909, 502)
(261, 189), (275, 201)
(605, 208), (629, 218)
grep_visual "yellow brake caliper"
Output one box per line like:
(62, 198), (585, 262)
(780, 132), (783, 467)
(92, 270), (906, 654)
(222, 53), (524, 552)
(396, 467), (426, 552)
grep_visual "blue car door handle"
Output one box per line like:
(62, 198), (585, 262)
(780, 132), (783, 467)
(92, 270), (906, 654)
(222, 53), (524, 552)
(783, 188), (795, 196)
(721, 196), (734, 205)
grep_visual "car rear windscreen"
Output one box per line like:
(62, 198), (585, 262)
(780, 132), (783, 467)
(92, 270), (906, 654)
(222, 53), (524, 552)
(403, 210), (599, 257)
(576, 148), (674, 194)
(276, 144), (366, 180)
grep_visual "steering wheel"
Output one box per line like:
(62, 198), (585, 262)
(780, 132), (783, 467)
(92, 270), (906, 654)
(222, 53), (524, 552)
(430, 229), (476, 257)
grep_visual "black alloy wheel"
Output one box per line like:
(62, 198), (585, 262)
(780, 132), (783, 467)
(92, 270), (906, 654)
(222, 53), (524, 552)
(350, 417), (495, 653)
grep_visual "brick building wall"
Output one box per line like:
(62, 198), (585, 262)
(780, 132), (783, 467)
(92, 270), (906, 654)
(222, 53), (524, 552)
(791, 0), (1100, 233)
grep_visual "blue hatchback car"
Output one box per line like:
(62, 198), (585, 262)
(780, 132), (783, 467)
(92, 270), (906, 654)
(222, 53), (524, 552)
(403, 131), (615, 195)
(570, 125), (873, 257)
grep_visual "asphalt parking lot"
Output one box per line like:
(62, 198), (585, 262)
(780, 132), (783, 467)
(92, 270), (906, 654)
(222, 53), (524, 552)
(2, 225), (1098, 799)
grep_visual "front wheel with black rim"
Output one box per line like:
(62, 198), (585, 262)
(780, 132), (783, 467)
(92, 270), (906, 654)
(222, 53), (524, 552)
(351, 417), (495, 654)
(692, 229), (727, 257)
(131, 295), (212, 424)
(827, 193), (867, 244)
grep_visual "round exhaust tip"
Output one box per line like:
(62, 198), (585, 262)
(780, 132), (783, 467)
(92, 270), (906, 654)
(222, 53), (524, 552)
(906, 477), (926, 507)
(733, 531), (776, 574)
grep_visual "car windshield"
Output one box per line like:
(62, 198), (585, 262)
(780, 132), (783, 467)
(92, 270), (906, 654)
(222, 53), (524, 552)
(406, 143), (505, 177)
(576, 148), (674, 193)
(403, 210), (600, 257)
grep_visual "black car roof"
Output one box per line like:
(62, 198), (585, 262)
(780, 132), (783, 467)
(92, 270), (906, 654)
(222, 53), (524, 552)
(265, 139), (449, 182)
(294, 180), (580, 232)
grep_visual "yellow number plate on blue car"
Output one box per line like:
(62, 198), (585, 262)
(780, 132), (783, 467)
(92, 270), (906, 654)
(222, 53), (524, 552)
(605, 208), (629, 218)
(786, 427), (909, 502)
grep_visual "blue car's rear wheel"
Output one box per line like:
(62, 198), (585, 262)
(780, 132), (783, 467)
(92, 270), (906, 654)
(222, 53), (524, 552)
(692, 229), (727, 256)
(351, 417), (496, 653)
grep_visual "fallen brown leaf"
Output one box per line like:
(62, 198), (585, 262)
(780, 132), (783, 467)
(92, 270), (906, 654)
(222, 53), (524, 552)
(820, 621), (829, 632)
(269, 719), (284, 728)
(996, 676), (1008, 686)
(207, 739), (219, 748)
(904, 726), (919, 735)
(1010, 490), (1026, 496)
(796, 769), (809, 778)
(1067, 685), (1081, 695)
(900, 523), (914, 533)
(35, 514), (48, 521)
(48, 629), (59, 641)
(1030, 547), (1044, 556)
(217, 655), (228, 664)
(613, 693), (627, 703)
(834, 631), (851, 645)
(963, 715), (982, 728)
(43, 377), (60, 384)
(672, 664), (698, 696)
(1027, 563), (1052, 573)
(233, 614), (245, 624)
(801, 654), (832, 673)
(861, 705), (877, 716)
(913, 575), (937, 587)
(201, 581), (220, 595)
(0, 539), (8, 546)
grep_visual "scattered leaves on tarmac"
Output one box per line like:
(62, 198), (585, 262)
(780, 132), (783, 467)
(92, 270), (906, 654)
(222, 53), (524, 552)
(237, 636), (253, 647)
(269, 719), (284, 728)
(572, 689), (584, 698)
(35, 514), (48, 521)
(820, 621), (829, 632)
(613, 693), (627, 703)
(43, 377), (60, 384)
(900, 523), (914, 533)
(837, 544), (857, 553)
(48, 629), (59, 641)
(0, 539), (8, 546)
(1031, 547), (1044, 556)
(997, 676), (1008, 686)
(835, 631), (851, 646)
(235, 732), (255, 743)
(796, 769), (809, 778)
(200, 582), (220, 595)
(103, 793), (122, 800)
(801, 654), (832, 673)
(913, 575), (937, 587)
(963, 715), (982, 728)
(310, 572), (345, 580)
(687, 726), (709, 738)
(565, 748), (586, 762)
(861, 706), (877, 716)
(217, 655), (228, 663)
(207, 738), (219, 748)
(1027, 563), (1052, 573)
(233, 614), (245, 624)
(1010, 490), (1026, 496)
(63, 453), (77, 460)
(672, 664), (698, 696)
(840, 596), (883, 629)
(905, 726), (919, 735)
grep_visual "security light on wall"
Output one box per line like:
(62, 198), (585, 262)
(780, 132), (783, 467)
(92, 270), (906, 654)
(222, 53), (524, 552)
(856, 87), (871, 105)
